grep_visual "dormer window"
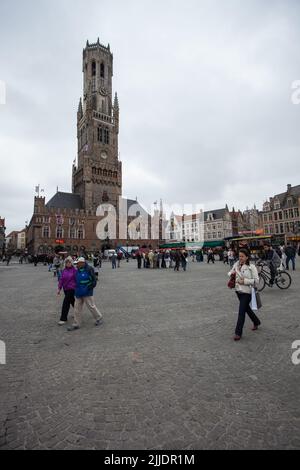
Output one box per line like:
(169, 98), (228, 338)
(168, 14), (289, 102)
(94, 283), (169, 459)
(287, 198), (293, 207)
(274, 199), (280, 210)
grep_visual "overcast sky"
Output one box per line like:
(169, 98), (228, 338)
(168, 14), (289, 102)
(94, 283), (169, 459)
(1, 0), (300, 233)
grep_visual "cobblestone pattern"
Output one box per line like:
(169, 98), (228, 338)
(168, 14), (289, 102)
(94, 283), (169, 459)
(0, 260), (299, 450)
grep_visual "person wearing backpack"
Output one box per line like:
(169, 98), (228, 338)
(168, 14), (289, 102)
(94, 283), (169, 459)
(228, 248), (261, 341)
(68, 257), (103, 331)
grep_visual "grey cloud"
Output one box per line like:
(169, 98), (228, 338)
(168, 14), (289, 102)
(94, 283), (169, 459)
(1, 0), (300, 232)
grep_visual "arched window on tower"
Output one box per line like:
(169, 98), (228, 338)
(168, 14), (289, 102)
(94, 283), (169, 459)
(100, 63), (105, 79)
(97, 127), (104, 143)
(92, 61), (96, 92)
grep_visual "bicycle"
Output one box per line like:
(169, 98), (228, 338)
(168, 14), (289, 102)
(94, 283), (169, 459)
(256, 261), (292, 292)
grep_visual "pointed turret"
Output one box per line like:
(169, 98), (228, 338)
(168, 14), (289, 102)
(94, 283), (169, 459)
(114, 92), (119, 110)
(113, 92), (119, 133)
(77, 97), (83, 121)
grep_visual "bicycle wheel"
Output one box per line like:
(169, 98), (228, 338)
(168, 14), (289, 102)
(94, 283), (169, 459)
(257, 274), (266, 292)
(275, 271), (292, 290)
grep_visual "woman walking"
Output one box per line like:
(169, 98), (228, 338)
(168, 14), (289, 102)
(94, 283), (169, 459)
(57, 256), (77, 325)
(228, 248), (261, 341)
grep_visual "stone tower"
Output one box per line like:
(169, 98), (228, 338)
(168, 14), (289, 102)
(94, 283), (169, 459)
(72, 39), (122, 211)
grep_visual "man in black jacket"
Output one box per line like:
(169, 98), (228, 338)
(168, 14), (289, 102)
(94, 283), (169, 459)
(285, 244), (296, 271)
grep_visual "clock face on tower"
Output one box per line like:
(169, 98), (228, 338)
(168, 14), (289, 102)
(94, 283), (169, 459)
(100, 87), (108, 97)
(101, 151), (108, 160)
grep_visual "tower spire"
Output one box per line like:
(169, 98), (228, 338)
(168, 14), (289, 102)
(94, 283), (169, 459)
(114, 92), (119, 110)
(77, 97), (83, 119)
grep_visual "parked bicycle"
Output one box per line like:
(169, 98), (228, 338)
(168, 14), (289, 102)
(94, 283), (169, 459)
(255, 261), (292, 292)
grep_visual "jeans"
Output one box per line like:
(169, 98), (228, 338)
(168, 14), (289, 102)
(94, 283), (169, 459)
(60, 290), (75, 322)
(269, 263), (276, 284)
(286, 256), (296, 271)
(235, 292), (260, 337)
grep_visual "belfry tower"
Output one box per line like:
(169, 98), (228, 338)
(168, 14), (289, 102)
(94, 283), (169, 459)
(72, 39), (122, 211)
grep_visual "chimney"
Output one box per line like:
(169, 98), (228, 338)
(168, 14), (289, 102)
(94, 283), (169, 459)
(287, 184), (292, 192)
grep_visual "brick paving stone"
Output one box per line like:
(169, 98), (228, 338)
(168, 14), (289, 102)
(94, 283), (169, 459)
(0, 260), (300, 449)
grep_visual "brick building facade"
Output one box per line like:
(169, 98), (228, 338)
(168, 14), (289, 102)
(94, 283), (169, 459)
(262, 184), (300, 244)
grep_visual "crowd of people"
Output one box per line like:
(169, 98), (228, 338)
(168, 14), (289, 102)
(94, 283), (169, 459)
(3, 240), (299, 341)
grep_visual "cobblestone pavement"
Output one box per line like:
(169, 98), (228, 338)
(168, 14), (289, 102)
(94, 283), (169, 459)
(0, 259), (299, 450)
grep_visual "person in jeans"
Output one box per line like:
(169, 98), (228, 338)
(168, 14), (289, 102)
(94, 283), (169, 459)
(285, 243), (296, 271)
(68, 257), (103, 331)
(111, 252), (117, 269)
(57, 257), (77, 325)
(228, 248), (261, 341)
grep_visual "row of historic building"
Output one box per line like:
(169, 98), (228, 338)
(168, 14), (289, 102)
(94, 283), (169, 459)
(3, 182), (300, 255)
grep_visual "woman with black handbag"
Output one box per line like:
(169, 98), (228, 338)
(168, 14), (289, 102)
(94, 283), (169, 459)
(228, 248), (261, 341)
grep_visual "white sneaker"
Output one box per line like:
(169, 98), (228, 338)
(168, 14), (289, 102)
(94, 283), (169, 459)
(58, 321), (67, 326)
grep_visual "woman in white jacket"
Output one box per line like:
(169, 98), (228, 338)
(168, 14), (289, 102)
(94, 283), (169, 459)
(228, 248), (261, 341)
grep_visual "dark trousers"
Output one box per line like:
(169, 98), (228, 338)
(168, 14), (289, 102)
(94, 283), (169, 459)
(60, 289), (75, 322)
(269, 263), (276, 284)
(235, 292), (260, 337)
(286, 256), (296, 271)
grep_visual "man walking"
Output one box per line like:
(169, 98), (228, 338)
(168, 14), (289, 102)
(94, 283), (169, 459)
(68, 257), (103, 331)
(285, 243), (296, 271)
(111, 252), (117, 269)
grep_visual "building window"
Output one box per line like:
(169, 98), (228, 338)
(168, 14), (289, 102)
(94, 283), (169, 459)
(295, 208), (299, 218)
(280, 223), (284, 233)
(275, 224), (279, 234)
(263, 214), (268, 222)
(287, 198), (293, 207)
(100, 62), (105, 79)
(104, 128), (109, 145)
(97, 127), (103, 142)
(69, 228), (76, 239)
(284, 210), (289, 219)
(268, 214), (273, 221)
(42, 226), (50, 238)
(78, 226), (84, 240)
(279, 212), (283, 220)
(274, 212), (278, 221)
(56, 227), (64, 239)
(274, 200), (280, 210)
(92, 61), (96, 77)
(289, 209), (294, 219)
